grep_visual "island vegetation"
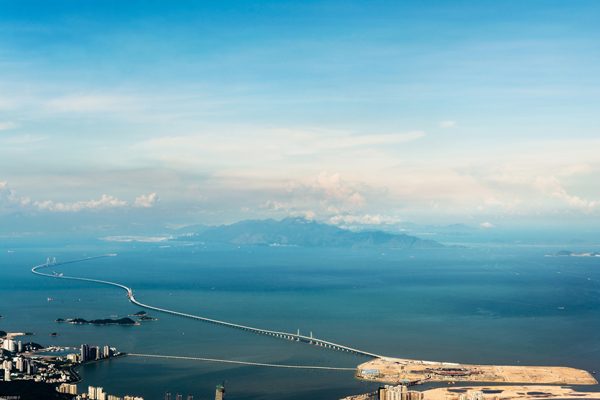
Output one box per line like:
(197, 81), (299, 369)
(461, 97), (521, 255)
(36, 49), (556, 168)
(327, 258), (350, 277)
(56, 317), (139, 326)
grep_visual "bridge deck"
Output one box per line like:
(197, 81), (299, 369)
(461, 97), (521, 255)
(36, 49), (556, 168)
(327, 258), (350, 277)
(32, 256), (380, 359)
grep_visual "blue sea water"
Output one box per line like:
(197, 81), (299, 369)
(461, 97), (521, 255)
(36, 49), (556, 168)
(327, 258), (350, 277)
(1, 242), (600, 399)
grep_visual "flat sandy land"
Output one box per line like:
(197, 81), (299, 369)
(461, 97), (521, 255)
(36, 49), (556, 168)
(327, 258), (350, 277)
(357, 357), (597, 385)
(423, 385), (600, 400)
(341, 386), (600, 400)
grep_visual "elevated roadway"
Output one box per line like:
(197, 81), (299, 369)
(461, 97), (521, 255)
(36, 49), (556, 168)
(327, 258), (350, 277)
(32, 255), (380, 358)
(127, 353), (356, 370)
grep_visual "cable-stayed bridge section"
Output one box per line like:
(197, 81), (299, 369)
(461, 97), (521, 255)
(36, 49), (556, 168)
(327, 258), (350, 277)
(32, 255), (381, 359)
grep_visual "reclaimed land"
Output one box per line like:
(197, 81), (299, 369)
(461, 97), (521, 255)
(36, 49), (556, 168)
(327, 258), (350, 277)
(356, 357), (597, 385)
(342, 385), (600, 400)
(423, 385), (600, 400)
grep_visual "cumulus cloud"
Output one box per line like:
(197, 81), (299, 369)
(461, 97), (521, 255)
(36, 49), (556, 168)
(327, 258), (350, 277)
(33, 194), (128, 212)
(534, 176), (598, 212)
(439, 120), (457, 128)
(480, 221), (495, 229)
(134, 192), (159, 208)
(256, 173), (374, 222)
(0, 181), (28, 207)
(314, 172), (366, 208)
(0, 181), (158, 213)
(261, 200), (290, 211)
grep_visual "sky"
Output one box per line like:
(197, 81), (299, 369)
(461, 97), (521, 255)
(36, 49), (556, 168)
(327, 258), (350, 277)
(0, 0), (599, 233)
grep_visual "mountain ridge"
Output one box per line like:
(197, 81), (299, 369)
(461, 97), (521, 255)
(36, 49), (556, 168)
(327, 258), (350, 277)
(177, 217), (442, 248)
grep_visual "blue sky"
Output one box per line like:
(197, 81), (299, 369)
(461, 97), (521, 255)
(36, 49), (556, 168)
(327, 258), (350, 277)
(0, 1), (599, 230)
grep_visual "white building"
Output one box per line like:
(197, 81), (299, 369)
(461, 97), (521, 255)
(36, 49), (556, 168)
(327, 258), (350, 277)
(2, 339), (16, 352)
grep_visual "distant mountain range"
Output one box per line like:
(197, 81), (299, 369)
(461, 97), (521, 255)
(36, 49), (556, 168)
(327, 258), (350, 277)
(176, 217), (442, 248)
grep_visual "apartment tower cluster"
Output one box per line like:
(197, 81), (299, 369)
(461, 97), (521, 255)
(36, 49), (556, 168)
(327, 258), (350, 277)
(379, 385), (425, 400)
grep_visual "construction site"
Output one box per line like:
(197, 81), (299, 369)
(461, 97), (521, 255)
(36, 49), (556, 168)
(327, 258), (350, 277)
(355, 357), (597, 386)
(342, 385), (600, 400)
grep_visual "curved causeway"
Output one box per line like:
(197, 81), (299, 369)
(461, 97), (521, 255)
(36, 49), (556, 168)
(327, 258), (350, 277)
(32, 255), (381, 359)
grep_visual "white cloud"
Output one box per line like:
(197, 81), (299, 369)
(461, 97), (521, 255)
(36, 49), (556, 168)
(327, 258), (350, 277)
(0, 181), (25, 206)
(134, 192), (159, 208)
(329, 213), (401, 226)
(0, 181), (158, 213)
(303, 210), (316, 220)
(314, 172), (366, 207)
(34, 194), (128, 212)
(534, 176), (598, 212)
(558, 164), (593, 177)
(255, 173), (373, 222)
(261, 200), (289, 211)
(134, 128), (425, 170)
(480, 221), (495, 229)
(439, 120), (457, 128)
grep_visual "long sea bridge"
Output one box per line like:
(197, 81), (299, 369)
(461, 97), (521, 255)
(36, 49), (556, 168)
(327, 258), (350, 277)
(31, 255), (381, 359)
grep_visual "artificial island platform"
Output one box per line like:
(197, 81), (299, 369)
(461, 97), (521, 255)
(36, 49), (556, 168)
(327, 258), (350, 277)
(342, 385), (600, 400)
(356, 356), (597, 385)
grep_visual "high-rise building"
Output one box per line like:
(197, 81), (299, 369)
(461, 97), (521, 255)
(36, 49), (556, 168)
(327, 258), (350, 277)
(95, 346), (102, 360)
(215, 384), (225, 400)
(58, 383), (78, 395)
(104, 345), (111, 358)
(26, 360), (36, 375)
(165, 393), (172, 400)
(91, 386), (105, 400)
(15, 357), (24, 372)
(17, 341), (23, 353)
(22, 359), (29, 374)
(176, 395), (183, 400)
(378, 385), (420, 400)
(2, 339), (16, 352)
(81, 344), (90, 362)
(3, 368), (11, 382)
(2, 360), (13, 372)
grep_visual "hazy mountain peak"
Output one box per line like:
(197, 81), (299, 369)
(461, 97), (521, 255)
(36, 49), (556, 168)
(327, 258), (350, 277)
(180, 217), (442, 248)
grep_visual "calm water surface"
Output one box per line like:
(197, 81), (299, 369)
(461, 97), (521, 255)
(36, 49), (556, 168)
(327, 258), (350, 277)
(1, 242), (599, 399)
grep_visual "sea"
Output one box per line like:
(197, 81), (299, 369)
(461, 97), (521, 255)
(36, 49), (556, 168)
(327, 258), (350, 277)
(1, 240), (600, 400)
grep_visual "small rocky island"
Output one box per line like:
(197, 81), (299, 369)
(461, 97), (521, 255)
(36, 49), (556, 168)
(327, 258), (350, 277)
(130, 310), (158, 321)
(56, 317), (139, 326)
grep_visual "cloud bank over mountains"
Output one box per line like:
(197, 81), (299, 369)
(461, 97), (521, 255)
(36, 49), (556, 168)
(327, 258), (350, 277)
(0, 181), (157, 213)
